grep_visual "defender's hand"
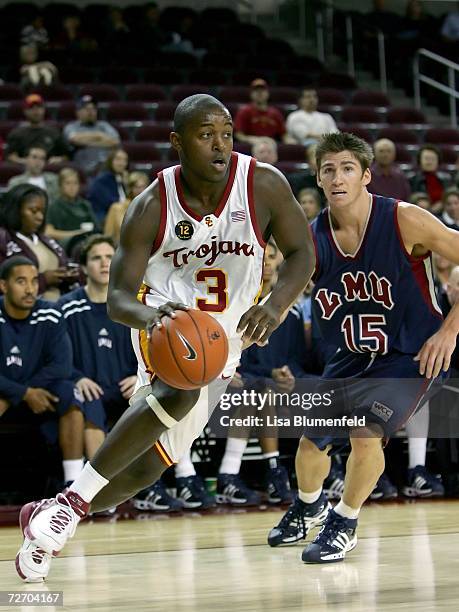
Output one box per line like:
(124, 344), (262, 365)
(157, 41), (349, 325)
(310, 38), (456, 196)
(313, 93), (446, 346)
(237, 303), (282, 346)
(146, 302), (190, 338)
(414, 329), (457, 378)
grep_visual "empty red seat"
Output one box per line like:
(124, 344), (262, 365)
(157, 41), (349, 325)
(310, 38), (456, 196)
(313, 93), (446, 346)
(341, 106), (382, 124)
(394, 145), (414, 164)
(377, 127), (418, 144)
(79, 84), (120, 102)
(125, 85), (167, 103)
(171, 85), (215, 102)
(0, 83), (25, 101)
(0, 162), (24, 186)
(277, 143), (306, 162)
(338, 124), (373, 142)
(425, 128), (459, 145)
(0, 120), (16, 139)
(317, 88), (347, 106)
(219, 86), (249, 104)
(106, 103), (149, 122)
(386, 107), (426, 124)
(123, 142), (161, 163)
(136, 123), (172, 142)
(439, 145), (459, 164)
(56, 101), (76, 121)
(154, 102), (177, 123)
(269, 87), (299, 105)
(351, 90), (390, 107)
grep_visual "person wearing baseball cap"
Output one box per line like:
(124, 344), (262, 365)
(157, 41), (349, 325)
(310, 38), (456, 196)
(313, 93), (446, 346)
(234, 78), (287, 145)
(63, 94), (120, 175)
(6, 94), (70, 165)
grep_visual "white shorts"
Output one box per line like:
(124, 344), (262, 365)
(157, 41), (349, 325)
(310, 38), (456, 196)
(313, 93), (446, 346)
(130, 375), (232, 466)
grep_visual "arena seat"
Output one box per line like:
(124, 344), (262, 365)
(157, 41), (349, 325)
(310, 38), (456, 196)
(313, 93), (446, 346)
(0, 83), (24, 101)
(317, 89), (347, 106)
(341, 106), (383, 124)
(125, 85), (167, 103)
(56, 101), (76, 121)
(122, 142), (162, 163)
(386, 107), (426, 124)
(338, 124), (373, 142)
(106, 102), (149, 121)
(136, 122), (172, 142)
(351, 90), (390, 107)
(79, 84), (120, 102)
(219, 86), (250, 104)
(154, 102), (177, 122)
(0, 162), (23, 186)
(269, 87), (299, 105)
(425, 128), (459, 145)
(171, 85), (216, 102)
(277, 144), (306, 162)
(377, 127), (419, 144)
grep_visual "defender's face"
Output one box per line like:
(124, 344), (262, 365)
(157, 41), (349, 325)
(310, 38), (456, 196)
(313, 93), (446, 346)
(172, 109), (233, 183)
(0, 265), (39, 311)
(317, 151), (371, 208)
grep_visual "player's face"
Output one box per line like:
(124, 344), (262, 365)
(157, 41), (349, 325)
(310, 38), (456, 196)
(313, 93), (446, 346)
(84, 242), (114, 286)
(317, 151), (371, 208)
(20, 195), (46, 235)
(172, 110), (233, 183)
(0, 265), (39, 311)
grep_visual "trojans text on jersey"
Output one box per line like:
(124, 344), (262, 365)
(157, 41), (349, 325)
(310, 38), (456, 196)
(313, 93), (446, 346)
(163, 235), (256, 268)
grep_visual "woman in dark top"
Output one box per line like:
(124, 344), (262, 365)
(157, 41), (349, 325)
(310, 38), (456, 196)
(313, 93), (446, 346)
(87, 148), (129, 224)
(0, 184), (79, 300)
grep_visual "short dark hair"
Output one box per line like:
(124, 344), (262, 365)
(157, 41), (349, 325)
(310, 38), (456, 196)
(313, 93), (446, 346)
(442, 186), (459, 205)
(79, 234), (116, 265)
(0, 184), (48, 233)
(25, 145), (47, 159)
(173, 94), (230, 134)
(0, 255), (37, 280)
(417, 144), (441, 165)
(105, 147), (128, 173)
(316, 132), (374, 172)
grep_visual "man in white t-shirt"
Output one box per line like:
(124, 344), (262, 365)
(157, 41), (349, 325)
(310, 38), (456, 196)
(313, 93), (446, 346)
(7, 146), (59, 203)
(286, 88), (338, 146)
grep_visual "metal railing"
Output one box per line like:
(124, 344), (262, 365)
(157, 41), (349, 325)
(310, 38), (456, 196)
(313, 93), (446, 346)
(414, 48), (459, 128)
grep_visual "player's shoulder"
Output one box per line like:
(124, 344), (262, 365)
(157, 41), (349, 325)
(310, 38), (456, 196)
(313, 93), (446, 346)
(30, 299), (63, 326)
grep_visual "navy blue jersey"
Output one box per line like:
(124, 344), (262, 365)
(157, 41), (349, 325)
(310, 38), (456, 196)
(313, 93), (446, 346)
(0, 298), (72, 405)
(58, 287), (137, 388)
(311, 195), (442, 356)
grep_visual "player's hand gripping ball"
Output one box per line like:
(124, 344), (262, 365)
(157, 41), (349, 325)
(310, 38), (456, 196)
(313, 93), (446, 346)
(149, 309), (229, 390)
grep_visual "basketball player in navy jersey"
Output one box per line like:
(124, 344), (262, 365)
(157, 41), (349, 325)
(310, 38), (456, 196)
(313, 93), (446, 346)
(15, 94), (315, 582)
(268, 132), (459, 563)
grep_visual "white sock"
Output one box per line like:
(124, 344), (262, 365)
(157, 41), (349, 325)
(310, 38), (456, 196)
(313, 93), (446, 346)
(69, 462), (109, 503)
(175, 451), (196, 479)
(299, 487), (322, 504)
(406, 402), (429, 468)
(263, 451), (279, 469)
(63, 458), (84, 483)
(219, 437), (248, 474)
(334, 500), (360, 520)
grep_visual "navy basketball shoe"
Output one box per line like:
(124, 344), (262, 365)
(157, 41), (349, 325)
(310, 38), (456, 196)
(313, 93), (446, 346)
(266, 466), (293, 504)
(176, 476), (216, 510)
(216, 474), (261, 506)
(402, 465), (445, 498)
(267, 493), (331, 547)
(302, 509), (358, 563)
(323, 462), (345, 500)
(132, 480), (182, 512)
(370, 473), (398, 500)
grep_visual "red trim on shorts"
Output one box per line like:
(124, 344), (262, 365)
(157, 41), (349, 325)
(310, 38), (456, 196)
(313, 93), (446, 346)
(153, 440), (175, 467)
(174, 152), (238, 221)
(247, 156), (267, 248)
(151, 171), (167, 255)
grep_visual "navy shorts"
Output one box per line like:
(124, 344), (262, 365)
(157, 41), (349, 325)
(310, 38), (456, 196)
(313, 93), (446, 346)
(83, 385), (129, 433)
(306, 350), (447, 453)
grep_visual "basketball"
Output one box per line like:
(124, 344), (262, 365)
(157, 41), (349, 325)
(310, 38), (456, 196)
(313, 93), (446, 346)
(148, 309), (229, 390)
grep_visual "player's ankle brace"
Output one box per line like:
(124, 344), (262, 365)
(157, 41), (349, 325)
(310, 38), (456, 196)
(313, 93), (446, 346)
(146, 394), (178, 429)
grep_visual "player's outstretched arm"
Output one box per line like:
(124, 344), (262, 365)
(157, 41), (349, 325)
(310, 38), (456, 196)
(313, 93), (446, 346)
(238, 164), (316, 345)
(398, 203), (459, 377)
(107, 182), (187, 331)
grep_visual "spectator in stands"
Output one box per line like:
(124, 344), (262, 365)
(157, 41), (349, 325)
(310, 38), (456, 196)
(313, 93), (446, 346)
(433, 252), (454, 293)
(234, 79), (287, 144)
(368, 138), (411, 201)
(59, 235), (137, 456)
(19, 44), (58, 90)
(104, 171), (149, 244)
(441, 2), (459, 43)
(365, 0), (400, 35)
(398, 0), (433, 41)
(102, 7), (132, 61)
(410, 191), (431, 210)
(45, 168), (97, 248)
(8, 146), (59, 203)
(137, 2), (175, 52)
(52, 14), (98, 60)
(286, 88), (338, 147)
(0, 256), (87, 487)
(20, 11), (49, 49)
(63, 95), (120, 176)
(251, 137), (278, 165)
(0, 185), (79, 301)
(87, 148), (129, 224)
(410, 145), (452, 208)
(438, 187), (459, 231)
(298, 188), (322, 222)
(6, 94), (70, 165)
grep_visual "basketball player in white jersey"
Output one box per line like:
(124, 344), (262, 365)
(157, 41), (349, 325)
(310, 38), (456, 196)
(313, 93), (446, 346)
(16, 94), (315, 581)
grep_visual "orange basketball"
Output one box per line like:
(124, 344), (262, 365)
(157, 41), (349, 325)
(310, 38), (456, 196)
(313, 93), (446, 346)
(148, 309), (229, 390)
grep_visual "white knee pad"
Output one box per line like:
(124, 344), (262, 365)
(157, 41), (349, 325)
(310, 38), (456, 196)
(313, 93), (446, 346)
(146, 394), (178, 429)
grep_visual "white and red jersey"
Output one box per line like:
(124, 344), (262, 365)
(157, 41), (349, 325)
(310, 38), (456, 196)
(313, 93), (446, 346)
(133, 152), (266, 384)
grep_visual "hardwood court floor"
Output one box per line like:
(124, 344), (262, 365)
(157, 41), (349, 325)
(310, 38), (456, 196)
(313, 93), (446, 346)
(0, 500), (458, 611)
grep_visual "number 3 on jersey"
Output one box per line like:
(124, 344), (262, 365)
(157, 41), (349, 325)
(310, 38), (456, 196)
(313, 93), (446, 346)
(196, 269), (228, 313)
(341, 314), (388, 354)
